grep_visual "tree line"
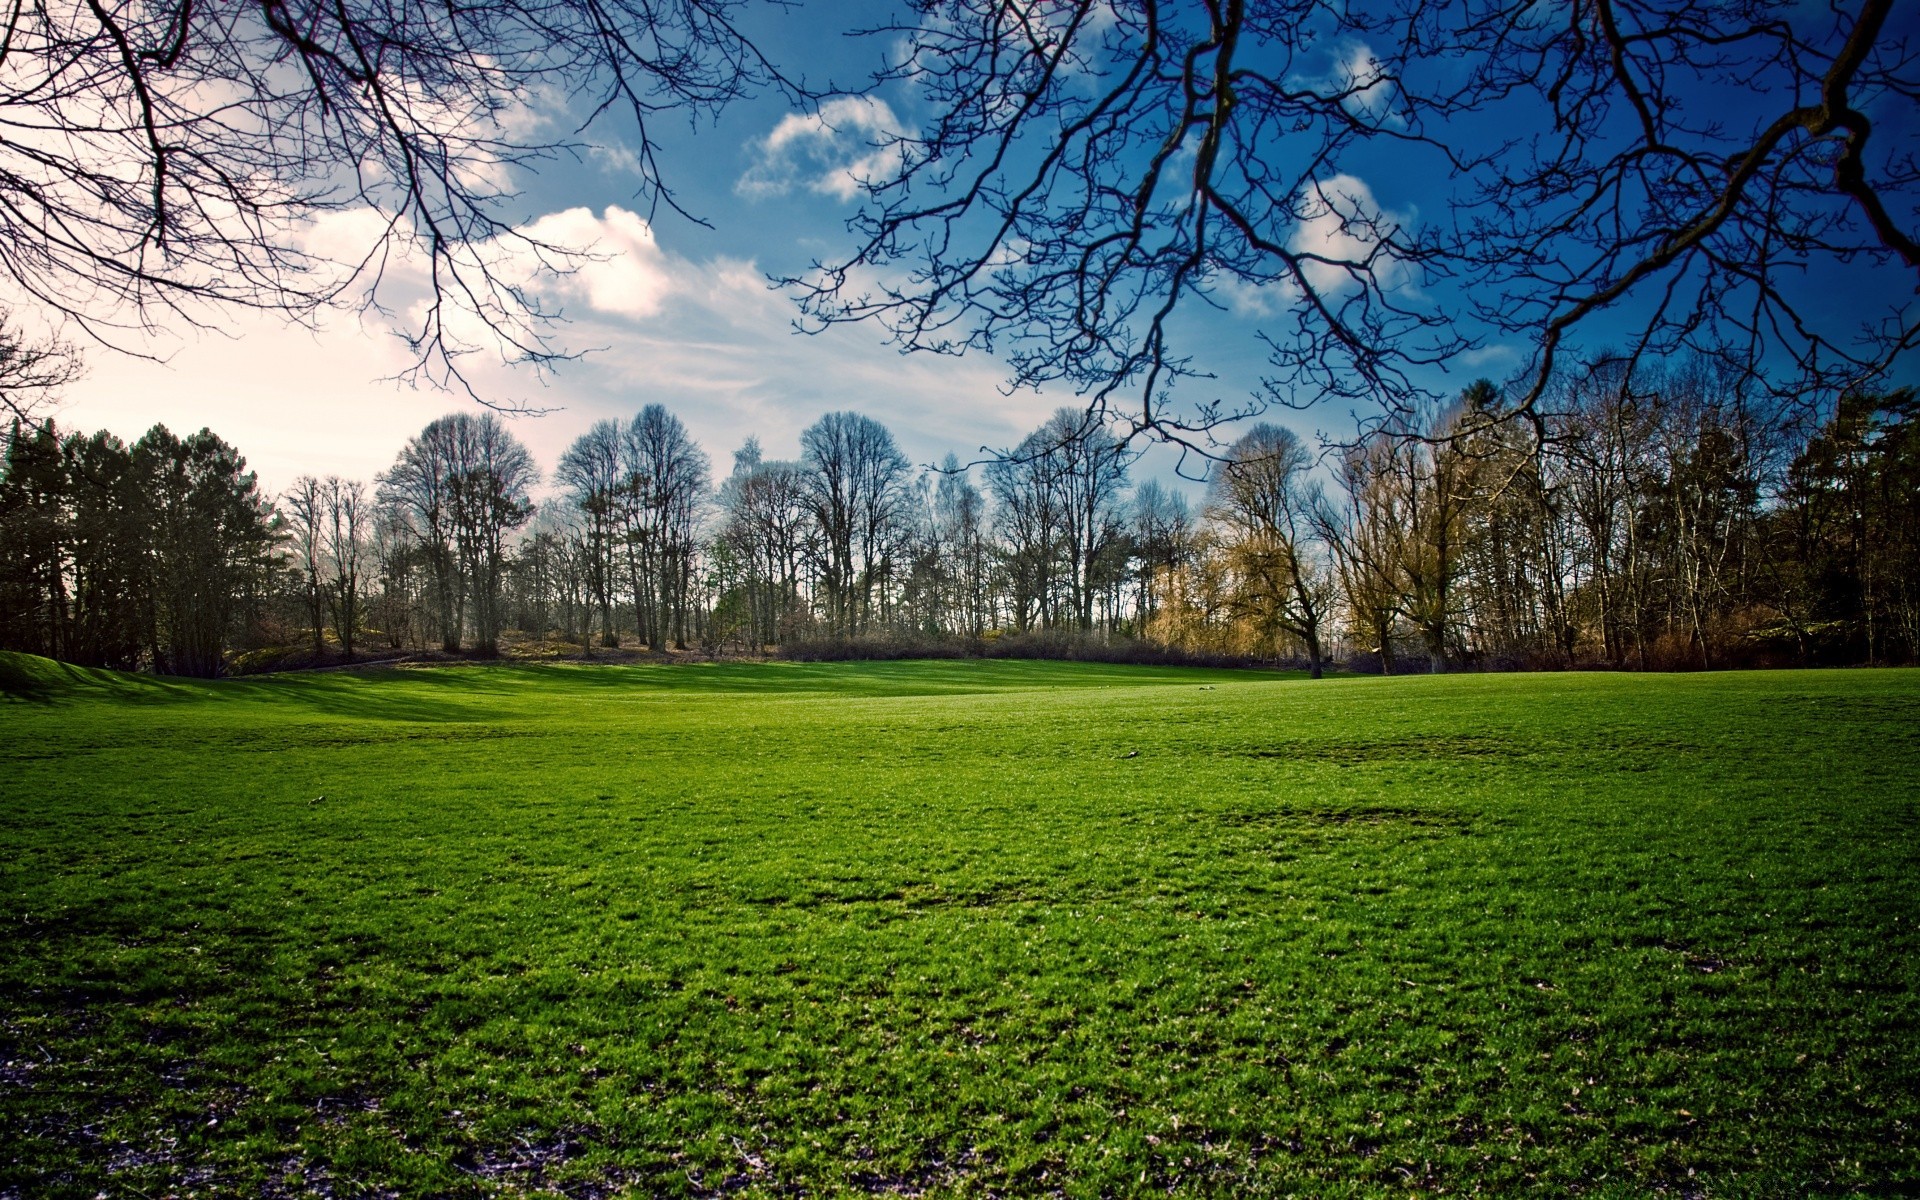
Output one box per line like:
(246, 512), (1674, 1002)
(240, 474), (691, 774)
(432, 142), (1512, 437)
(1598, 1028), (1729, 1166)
(2, 376), (1915, 677)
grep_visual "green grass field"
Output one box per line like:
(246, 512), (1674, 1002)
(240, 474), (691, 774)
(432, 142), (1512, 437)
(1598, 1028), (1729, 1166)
(2, 655), (1916, 1198)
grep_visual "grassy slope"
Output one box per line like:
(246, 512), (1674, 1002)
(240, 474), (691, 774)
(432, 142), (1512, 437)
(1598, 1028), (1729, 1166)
(1, 655), (1915, 1198)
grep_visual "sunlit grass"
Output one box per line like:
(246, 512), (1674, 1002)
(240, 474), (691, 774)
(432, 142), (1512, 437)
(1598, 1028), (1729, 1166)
(3, 655), (1915, 1196)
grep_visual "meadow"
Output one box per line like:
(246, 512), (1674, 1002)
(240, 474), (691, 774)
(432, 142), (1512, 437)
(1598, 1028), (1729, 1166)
(1, 653), (1915, 1198)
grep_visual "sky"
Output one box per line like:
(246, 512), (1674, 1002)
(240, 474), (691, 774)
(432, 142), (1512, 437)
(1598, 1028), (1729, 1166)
(34, 1), (1919, 501)
(43, 4), (1114, 498)
(39, 1), (1399, 501)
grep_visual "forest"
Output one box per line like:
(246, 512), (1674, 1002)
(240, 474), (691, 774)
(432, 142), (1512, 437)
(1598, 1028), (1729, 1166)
(3, 369), (1914, 678)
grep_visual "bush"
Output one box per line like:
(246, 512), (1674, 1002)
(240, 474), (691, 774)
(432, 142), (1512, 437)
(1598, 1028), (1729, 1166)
(779, 632), (980, 662)
(779, 628), (1311, 671)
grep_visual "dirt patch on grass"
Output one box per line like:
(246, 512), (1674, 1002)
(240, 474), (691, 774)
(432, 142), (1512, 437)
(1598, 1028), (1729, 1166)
(448, 1128), (642, 1199)
(1236, 734), (1529, 765)
(1217, 805), (1473, 831)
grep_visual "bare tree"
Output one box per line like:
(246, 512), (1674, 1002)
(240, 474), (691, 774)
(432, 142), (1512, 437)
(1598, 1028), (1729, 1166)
(379, 412), (535, 653)
(0, 317), (82, 435)
(1039, 409), (1134, 631)
(367, 504), (423, 650)
(10, 0), (1909, 427)
(283, 475), (329, 656)
(719, 439), (815, 647)
(932, 455), (993, 637)
(1129, 480), (1195, 633)
(1319, 435), (1411, 675)
(1548, 361), (1664, 667)
(556, 420), (625, 648)
(983, 410), (1132, 632)
(801, 411), (911, 636)
(321, 477), (369, 658)
(1207, 424), (1333, 676)
(380, 421), (463, 649)
(1, 0), (797, 395)
(453, 417), (539, 654)
(1398, 401), (1480, 672)
(620, 404), (709, 651)
(794, 0), (1918, 438)
(983, 436), (1062, 632)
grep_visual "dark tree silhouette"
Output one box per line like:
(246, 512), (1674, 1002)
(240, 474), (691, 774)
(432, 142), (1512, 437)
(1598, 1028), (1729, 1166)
(1, 0), (794, 395)
(0, 317), (82, 432)
(791, 0), (1918, 439)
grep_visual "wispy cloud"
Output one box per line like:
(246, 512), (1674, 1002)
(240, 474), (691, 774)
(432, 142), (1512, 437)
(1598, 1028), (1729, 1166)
(53, 204), (1053, 496)
(1295, 41), (1407, 130)
(735, 96), (908, 202)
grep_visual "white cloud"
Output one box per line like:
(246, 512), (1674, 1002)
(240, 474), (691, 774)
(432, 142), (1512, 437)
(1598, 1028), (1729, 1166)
(298, 207), (404, 264)
(736, 96), (908, 202)
(48, 204), (1053, 498)
(1211, 273), (1284, 319)
(1292, 41), (1406, 130)
(285, 205), (676, 366)
(586, 141), (643, 177)
(1287, 173), (1416, 298)
(1457, 344), (1520, 369)
(1334, 44), (1406, 130)
(515, 206), (674, 319)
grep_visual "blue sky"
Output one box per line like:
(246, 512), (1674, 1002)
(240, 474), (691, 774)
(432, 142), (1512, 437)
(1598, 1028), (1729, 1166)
(51, 5), (1069, 495)
(46, 1), (1918, 500)
(48, 2), (1402, 500)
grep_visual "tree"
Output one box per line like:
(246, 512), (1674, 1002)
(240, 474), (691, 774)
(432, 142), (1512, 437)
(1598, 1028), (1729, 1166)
(1037, 409), (1134, 632)
(932, 456), (993, 637)
(1781, 389), (1920, 663)
(795, 0), (1919, 437)
(983, 437), (1061, 633)
(718, 441), (815, 648)
(322, 477), (370, 658)
(1128, 481), (1195, 634)
(452, 419), (539, 655)
(13, 0), (1907, 429)
(1646, 363), (1767, 670)
(131, 425), (279, 677)
(2, 420), (274, 673)
(0, 318), (82, 435)
(379, 413), (536, 653)
(1207, 424), (1333, 677)
(983, 410), (1132, 633)
(368, 505), (424, 651)
(800, 412), (911, 637)
(3, 0), (794, 393)
(0, 422), (71, 657)
(284, 476), (329, 656)
(1547, 362), (1664, 667)
(65, 432), (152, 667)
(380, 420), (465, 650)
(556, 420), (626, 648)
(1320, 435), (1411, 675)
(619, 405), (710, 651)
(1386, 390), (1491, 672)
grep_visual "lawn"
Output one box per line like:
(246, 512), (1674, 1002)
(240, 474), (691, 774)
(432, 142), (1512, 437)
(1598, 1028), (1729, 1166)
(1, 654), (1915, 1198)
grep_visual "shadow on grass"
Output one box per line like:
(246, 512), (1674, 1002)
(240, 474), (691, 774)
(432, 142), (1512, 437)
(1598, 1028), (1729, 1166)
(474, 658), (1307, 698)
(230, 657), (1301, 707)
(0, 652), (497, 722)
(1, 651), (1309, 724)
(0, 653), (53, 702)
(0, 652), (217, 706)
